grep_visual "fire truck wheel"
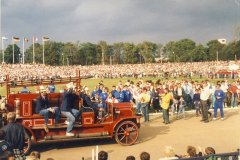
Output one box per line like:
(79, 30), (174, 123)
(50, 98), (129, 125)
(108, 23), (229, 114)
(115, 120), (139, 146)
(24, 134), (32, 155)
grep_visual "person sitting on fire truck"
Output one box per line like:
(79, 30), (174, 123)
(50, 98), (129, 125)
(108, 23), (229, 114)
(36, 86), (61, 133)
(61, 82), (80, 137)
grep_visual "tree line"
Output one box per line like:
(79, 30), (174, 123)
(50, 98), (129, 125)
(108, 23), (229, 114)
(1, 39), (240, 65)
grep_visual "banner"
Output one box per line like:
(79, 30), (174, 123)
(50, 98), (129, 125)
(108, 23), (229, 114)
(24, 37), (29, 42)
(13, 37), (20, 42)
(42, 37), (50, 41)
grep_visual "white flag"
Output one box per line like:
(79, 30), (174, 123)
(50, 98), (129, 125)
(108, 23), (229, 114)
(2, 37), (8, 40)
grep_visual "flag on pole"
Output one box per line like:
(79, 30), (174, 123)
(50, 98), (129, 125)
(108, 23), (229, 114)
(24, 37), (29, 42)
(2, 36), (8, 40)
(33, 36), (38, 42)
(42, 36), (50, 41)
(13, 37), (20, 42)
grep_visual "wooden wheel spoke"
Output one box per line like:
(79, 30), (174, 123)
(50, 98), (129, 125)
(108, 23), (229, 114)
(120, 135), (126, 141)
(120, 127), (125, 132)
(129, 126), (136, 132)
(128, 134), (135, 142)
(125, 135), (128, 144)
(117, 132), (125, 135)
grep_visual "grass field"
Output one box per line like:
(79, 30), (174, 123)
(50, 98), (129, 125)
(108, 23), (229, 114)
(0, 77), (226, 97)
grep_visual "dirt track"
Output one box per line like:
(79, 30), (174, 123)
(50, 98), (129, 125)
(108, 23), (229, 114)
(38, 108), (240, 160)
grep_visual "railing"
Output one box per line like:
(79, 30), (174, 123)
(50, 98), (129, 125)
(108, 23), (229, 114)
(180, 150), (239, 160)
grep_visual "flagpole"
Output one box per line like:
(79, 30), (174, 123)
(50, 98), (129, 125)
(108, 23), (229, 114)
(43, 37), (45, 65)
(1, 37), (3, 63)
(33, 36), (35, 64)
(12, 37), (14, 64)
(0, 0), (2, 62)
(22, 37), (25, 64)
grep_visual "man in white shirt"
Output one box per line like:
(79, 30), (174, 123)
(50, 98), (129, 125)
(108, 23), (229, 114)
(200, 81), (211, 123)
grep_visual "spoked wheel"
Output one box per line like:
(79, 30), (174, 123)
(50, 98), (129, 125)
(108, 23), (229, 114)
(23, 134), (32, 155)
(115, 121), (139, 146)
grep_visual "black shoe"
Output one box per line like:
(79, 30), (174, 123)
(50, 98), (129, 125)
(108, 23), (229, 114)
(200, 119), (205, 122)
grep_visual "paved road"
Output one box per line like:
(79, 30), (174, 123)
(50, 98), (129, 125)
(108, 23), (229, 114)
(36, 108), (240, 160)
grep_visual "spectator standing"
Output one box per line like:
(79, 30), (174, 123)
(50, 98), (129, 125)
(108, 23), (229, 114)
(48, 81), (55, 93)
(2, 112), (28, 160)
(161, 88), (172, 124)
(99, 87), (108, 110)
(177, 96), (185, 119)
(193, 89), (201, 116)
(200, 82), (211, 123)
(138, 87), (151, 122)
(213, 84), (225, 120)
(20, 85), (29, 93)
(229, 82), (238, 108)
(220, 81), (228, 107)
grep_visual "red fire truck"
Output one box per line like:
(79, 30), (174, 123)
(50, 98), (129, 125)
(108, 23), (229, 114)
(0, 71), (140, 154)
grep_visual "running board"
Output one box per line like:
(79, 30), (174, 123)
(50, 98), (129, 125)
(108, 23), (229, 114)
(44, 132), (110, 140)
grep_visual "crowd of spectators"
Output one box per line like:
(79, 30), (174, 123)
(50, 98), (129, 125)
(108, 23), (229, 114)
(0, 61), (238, 81)
(3, 146), (236, 160)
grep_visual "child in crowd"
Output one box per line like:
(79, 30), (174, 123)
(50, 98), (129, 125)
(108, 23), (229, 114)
(177, 96), (185, 119)
(193, 89), (201, 116)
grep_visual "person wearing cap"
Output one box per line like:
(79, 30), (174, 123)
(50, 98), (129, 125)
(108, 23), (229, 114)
(36, 86), (61, 133)
(61, 82), (80, 136)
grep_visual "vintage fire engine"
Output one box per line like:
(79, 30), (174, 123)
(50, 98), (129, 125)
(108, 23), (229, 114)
(0, 71), (141, 154)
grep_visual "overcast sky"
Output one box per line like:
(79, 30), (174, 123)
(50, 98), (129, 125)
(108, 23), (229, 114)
(1, 0), (240, 45)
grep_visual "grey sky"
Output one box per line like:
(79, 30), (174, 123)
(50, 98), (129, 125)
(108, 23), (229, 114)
(1, 0), (240, 45)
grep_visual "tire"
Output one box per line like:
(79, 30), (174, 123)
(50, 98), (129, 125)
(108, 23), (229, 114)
(114, 120), (139, 146)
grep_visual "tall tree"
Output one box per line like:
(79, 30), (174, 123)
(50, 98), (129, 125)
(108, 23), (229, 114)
(191, 44), (207, 62)
(163, 41), (176, 62)
(78, 43), (98, 65)
(112, 42), (124, 64)
(4, 44), (21, 64)
(122, 43), (137, 64)
(98, 41), (108, 65)
(44, 42), (63, 65)
(62, 42), (78, 65)
(174, 39), (196, 62)
(137, 41), (157, 63)
(206, 40), (225, 61)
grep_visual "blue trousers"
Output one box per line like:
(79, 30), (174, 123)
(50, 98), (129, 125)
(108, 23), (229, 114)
(231, 93), (237, 107)
(141, 103), (149, 122)
(214, 101), (224, 118)
(61, 109), (80, 133)
(39, 107), (60, 125)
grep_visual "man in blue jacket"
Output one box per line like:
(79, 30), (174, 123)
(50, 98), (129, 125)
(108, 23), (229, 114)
(61, 82), (80, 136)
(3, 112), (28, 159)
(36, 86), (60, 133)
(213, 83), (225, 120)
